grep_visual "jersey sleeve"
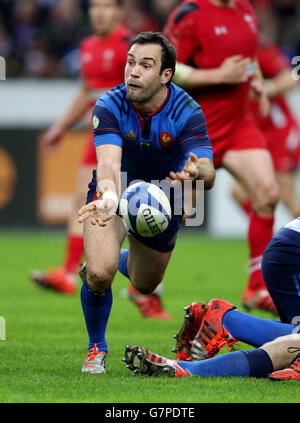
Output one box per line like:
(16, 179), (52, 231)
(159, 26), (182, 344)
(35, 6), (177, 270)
(177, 110), (213, 162)
(92, 100), (123, 148)
(164, 2), (200, 64)
(257, 42), (290, 78)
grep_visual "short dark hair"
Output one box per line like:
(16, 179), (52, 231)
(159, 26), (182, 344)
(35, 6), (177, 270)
(129, 32), (177, 86)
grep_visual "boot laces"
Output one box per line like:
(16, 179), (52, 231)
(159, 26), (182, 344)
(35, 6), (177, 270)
(86, 344), (104, 362)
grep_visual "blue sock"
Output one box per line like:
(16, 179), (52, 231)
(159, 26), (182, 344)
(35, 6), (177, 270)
(80, 278), (113, 351)
(223, 310), (294, 347)
(178, 349), (273, 378)
(118, 248), (129, 279)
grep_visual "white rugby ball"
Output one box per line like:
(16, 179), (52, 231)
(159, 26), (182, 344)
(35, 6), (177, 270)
(119, 182), (172, 237)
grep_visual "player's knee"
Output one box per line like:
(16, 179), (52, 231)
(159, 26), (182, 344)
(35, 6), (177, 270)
(255, 182), (279, 212)
(87, 265), (116, 292)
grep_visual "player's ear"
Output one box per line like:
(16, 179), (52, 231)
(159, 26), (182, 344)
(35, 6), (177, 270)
(161, 68), (173, 85)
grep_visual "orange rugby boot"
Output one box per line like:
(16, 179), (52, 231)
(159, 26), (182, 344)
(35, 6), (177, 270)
(128, 285), (171, 320)
(123, 345), (190, 378)
(242, 286), (278, 315)
(191, 299), (238, 361)
(172, 302), (206, 361)
(269, 348), (300, 381)
(29, 267), (77, 295)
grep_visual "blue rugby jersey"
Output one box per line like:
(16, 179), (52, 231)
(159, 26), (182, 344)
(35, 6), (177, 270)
(92, 83), (213, 182)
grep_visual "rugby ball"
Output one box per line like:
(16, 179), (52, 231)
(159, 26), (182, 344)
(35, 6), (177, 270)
(119, 182), (172, 237)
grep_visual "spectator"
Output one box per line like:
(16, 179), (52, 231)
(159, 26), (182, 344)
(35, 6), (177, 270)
(1, 0), (300, 78)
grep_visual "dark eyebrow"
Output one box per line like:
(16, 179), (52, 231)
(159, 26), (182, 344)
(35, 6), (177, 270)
(127, 53), (156, 64)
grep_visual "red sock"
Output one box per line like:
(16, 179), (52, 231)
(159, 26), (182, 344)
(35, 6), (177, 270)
(63, 234), (84, 275)
(240, 200), (252, 216)
(247, 211), (274, 290)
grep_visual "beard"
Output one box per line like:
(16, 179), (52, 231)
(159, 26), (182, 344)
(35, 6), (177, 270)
(126, 79), (161, 103)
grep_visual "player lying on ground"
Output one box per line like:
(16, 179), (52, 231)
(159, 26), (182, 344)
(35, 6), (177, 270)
(124, 216), (300, 380)
(123, 334), (300, 380)
(123, 302), (300, 380)
(77, 32), (215, 374)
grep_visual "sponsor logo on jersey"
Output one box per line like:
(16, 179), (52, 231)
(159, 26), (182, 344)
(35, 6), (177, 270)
(124, 130), (137, 141)
(93, 115), (99, 129)
(244, 14), (257, 33)
(214, 26), (228, 36)
(160, 132), (174, 147)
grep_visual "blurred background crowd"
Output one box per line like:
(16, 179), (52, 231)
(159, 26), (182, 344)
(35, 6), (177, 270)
(0, 0), (300, 78)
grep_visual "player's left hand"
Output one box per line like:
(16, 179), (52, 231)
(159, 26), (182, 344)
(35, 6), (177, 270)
(78, 198), (117, 226)
(250, 79), (270, 118)
(166, 152), (200, 186)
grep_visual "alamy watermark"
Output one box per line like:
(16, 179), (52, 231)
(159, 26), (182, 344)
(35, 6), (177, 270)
(97, 172), (206, 228)
(292, 56), (300, 81)
(0, 56), (6, 80)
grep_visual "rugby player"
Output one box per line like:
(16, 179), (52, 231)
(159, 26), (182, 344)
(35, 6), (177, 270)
(29, 0), (129, 292)
(123, 333), (300, 380)
(124, 215), (300, 380)
(231, 35), (300, 310)
(164, 0), (279, 313)
(77, 32), (215, 374)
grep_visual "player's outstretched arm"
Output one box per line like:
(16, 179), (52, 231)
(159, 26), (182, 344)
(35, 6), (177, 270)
(167, 153), (215, 190)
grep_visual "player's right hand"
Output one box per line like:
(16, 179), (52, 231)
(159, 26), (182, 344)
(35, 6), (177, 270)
(41, 124), (64, 152)
(78, 199), (117, 227)
(219, 55), (252, 84)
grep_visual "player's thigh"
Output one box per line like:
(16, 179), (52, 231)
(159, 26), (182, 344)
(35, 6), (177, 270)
(127, 234), (173, 294)
(84, 215), (126, 289)
(231, 179), (251, 204)
(222, 148), (278, 208)
(74, 165), (95, 208)
(68, 165), (95, 235)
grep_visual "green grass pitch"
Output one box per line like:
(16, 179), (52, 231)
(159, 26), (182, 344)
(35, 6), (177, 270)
(0, 231), (299, 403)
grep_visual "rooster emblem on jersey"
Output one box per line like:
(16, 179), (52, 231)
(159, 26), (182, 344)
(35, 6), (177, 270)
(160, 132), (174, 147)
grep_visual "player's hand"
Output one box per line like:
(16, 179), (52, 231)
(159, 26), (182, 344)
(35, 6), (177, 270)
(166, 153), (200, 186)
(41, 124), (64, 152)
(219, 55), (253, 84)
(78, 198), (117, 226)
(250, 79), (270, 118)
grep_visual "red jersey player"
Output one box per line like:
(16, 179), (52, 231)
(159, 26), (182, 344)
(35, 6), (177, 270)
(29, 1), (128, 292)
(232, 35), (300, 281)
(165, 0), (279, 313)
